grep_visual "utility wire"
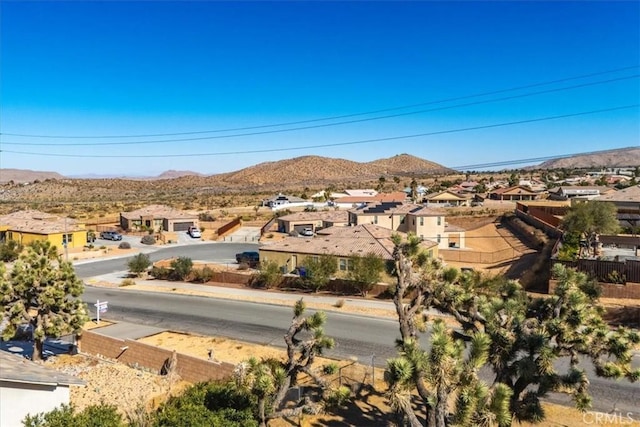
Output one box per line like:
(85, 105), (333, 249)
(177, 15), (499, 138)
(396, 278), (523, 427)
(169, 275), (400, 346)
(2, 105), (637, 162)
(1, 65), (638, 140)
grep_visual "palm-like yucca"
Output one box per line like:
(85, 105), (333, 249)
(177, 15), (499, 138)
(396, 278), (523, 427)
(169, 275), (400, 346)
(236, 299), (337, 427)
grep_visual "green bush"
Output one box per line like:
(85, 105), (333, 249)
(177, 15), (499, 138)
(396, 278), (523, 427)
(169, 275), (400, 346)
(171, 256), (193, 281)
(0, 240), (23, 262)
(193, 266), (214, 283)
(23, 403), (124, 427)
(128, 253), (151, 276)
(152, 381), (257, 427)
(254, 260), (282, 288)
(150, 266), (171, 280)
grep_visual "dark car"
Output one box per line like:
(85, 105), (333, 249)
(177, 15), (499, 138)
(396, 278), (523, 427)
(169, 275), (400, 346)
(235, 251), (260, 266)
(100, 231), (123, 241)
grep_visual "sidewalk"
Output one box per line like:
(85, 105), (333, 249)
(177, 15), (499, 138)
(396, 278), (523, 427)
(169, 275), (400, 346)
(86, 271), (399, 316)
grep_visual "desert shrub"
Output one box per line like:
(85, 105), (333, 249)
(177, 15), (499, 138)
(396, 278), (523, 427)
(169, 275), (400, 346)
(150, 266), (171, 280)
(253, 260), (282, 288)
(171, 256), (193, 280)
(324, 385), (351, 409)
(237, 262), (250, 271)
(152, 381), (257, 427)
(199, 212), (216, 221)
(118, 241), (131, 249)
(120, 278), (136, 287)
(141, 235), (156, 245)
(323, 363), (339, 375)
(128, 253), (151, 276)
(193, 266), (215, 283)
(333, 298), (345, 308)
(0, 240), (23, 262)
(23, 403), (125, 427)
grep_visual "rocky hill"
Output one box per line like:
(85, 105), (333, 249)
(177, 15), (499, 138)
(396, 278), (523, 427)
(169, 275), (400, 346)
(0, 168), (65, 184)
(537, 147), (640, 169)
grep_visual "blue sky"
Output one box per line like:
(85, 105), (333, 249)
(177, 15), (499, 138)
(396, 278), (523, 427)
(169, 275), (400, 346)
(1, 1), (638, 176)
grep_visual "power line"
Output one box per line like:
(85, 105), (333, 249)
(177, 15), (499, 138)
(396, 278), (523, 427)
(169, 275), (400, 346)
(1, 66), (637, 140)
(2, 105), (637, 162)
(2, 75), (637, 147)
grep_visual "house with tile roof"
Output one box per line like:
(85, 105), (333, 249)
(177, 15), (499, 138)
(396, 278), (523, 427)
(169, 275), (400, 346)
(348, 202), (466, 249)
(548, 185), (615, 201)
(276, 210), (350, 234)
(424, 190), (472, 206)
(488, 185), (540, 201)
(330, 191), (407, 209)
(593, 185), (640, 231)
(120, 204), (199, 232)
(0, 351), (85, 427)
(0, 210), (89, 249)
(259, 224), (438, 278)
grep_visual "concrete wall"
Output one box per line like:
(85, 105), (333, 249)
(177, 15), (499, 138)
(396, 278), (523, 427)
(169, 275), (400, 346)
(0, 381), (70, 427)
(78, 330), (235, 384)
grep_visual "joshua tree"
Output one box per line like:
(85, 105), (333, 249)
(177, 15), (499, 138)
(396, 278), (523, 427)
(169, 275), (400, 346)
(0, 241), (89, 361)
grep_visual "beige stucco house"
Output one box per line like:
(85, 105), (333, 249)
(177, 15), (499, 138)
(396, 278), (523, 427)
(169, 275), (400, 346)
(276, 210), (350, 234)
(259, 224), (438, 279)
(347, 202), (465, 249)
(120, 204), (199, 233)
(424, 190), (472, 206)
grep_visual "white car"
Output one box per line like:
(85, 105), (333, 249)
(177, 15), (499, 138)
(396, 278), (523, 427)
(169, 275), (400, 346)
(300, 227), (314, 237)
(188, 227), (201, 238)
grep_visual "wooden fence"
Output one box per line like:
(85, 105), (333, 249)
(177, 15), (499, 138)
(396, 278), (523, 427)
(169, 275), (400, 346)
(554, 259), (640, 284)
(217, 218), (242, 238)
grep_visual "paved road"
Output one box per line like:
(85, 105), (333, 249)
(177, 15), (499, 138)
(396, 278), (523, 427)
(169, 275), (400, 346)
(81, 285), (640, 417)
(76, 246), (640, 417)
(74, 242), (258, 277)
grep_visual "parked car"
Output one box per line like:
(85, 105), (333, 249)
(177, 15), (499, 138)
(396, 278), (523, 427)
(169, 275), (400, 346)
(235, 251), (260, 266)
(187, 226), (201, 238)
(100, 231), (123, 241)
(300, 227), (314, 237)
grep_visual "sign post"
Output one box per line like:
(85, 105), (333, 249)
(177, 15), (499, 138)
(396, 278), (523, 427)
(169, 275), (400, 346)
(94, 300), (108, 324)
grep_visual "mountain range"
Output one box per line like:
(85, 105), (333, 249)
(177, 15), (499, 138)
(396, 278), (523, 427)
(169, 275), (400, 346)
(1, 148), (638, 185)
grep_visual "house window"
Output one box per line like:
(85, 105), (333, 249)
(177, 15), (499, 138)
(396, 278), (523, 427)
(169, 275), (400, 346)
(62, 234), (73, 244)
(8, 231), (13, 239)
(312, 256), (319, 262)
(420, 217), (424, 226)
(339, 259), (353, 271)
(437, 216), (442, 226)
(400, 215), (405, 224)
(374, 216), (378, 224)
(437, 234), (441, 243)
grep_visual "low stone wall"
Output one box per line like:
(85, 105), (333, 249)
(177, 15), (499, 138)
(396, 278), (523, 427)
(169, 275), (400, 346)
(548, 279), (640, 299)
(78, 330), (235, 384)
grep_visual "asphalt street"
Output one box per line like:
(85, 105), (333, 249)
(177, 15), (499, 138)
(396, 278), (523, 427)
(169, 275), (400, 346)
(76, 243), (640, 418)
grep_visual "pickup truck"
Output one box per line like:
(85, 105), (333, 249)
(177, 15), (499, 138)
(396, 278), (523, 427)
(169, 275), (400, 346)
(235, 251), (260, 266)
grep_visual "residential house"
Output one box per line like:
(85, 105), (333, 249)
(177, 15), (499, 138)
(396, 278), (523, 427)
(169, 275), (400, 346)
(276, 210), (350, 234)
(262, 193), (308, 208)
(403, 185), (429, 200)
(0, 351), (85, 427)
(593, 184), (640, 231)
(547, 186), (615, 201)
(348, 202), (465, 249)
(120, 204), (199, 232)
(259, 223), (438, 278)
(424, 190), (472, 206)
(488, 185), (540, 201)
(330, 191), (407, 209)
(0, 210), (89, 249)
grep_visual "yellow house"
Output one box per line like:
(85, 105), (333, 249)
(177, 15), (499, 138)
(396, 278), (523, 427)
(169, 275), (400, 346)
(0, 210), (89, 250)
(259, 224), (438, 283)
